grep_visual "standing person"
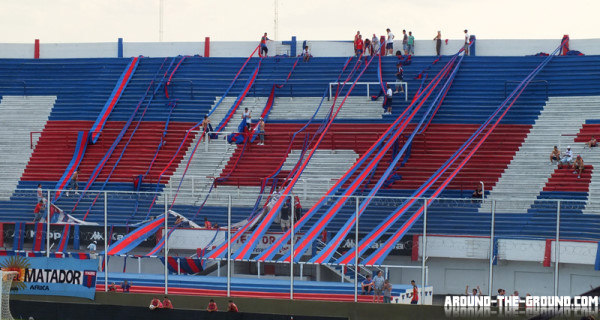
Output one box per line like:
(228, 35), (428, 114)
(372, 34), (380, 54)
(242, 108), (252, 131)
(355, 34), (364, 57)
(260, 32), (270, 57)
(433, 31), (442, 56)
(257, 117), (265, 145)
(293, 194), (302, 221)
(386, 28), (395, 56)
(33, 200), (45, 222)
(87, 240), (97, 254)
(394, 63), (404, 94)
(383, 84), (393, 115)
(407, 31), (415, 55)
(207, 299), (218, 312)
(162, 296), (174, 309)
(410, 280), (419, 304)
(464, 29), (470, 55)
(373, 271), (385, 303)
(402, 30), (408, 55)
(201, 115), (212, 142)
(354, 31), (361, 56)
(465, 285), (481, 296)
(204, 217), (212, 229)
(383, 280), (393, 303)
(364, 37), (372, 56)
(36, 184), (45, 203)
(67, 170), (79, 196)
(280, 197), (291, 231)
(227, 300), (239, 312)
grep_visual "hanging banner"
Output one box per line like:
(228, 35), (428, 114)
(0, 256), (97, 299)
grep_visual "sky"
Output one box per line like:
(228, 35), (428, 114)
(0, 0), (597, 43)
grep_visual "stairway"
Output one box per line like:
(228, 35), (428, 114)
(0, 96), (55, 199)
(268, 96), (384, 120)
(482, 96), (600, 213)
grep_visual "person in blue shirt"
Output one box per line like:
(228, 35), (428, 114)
(361, 274), (374, 295)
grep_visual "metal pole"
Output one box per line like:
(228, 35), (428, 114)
(421, 198), (427, 305)
(480, 181), (485, 204)
(554, 200), (560, 296)
(164, 194), (168, 295)
(46, 190), (51, 257)
(290, 196), (295, 300)
(138, 257), (141, 274)
(227, 195), (232, 297)
(257, 261), (261, 279)
(104, 191), (108, 291)
(354, 196), (359, 302)
(487, 199), (496, 297)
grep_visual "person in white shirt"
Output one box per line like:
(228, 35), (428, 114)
(301, 46), (311, 62)
(384, 84), (393, 115)
(372, 34), (380, 53)
(466, 285), (481, 296)
(386, 28), (395, 55)
(559, 145), (573, 168)
(242, 108), (252, 131)
(87, 241), (97, 253)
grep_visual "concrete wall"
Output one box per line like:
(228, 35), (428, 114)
(1, 38), (598, 59)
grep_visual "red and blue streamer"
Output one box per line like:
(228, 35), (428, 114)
(56, 224), (71, 252)
(90, 56), (140, 144)
(32, 223), (46, 252)
(53, 130), (88, 200)
(107, 215), (165, 255)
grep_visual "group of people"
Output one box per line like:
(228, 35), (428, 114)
(360, 271), (397, 303)
(260, 187), (303, 231)
(550, 144), (586, 178)
(354, 29), (412, 57)
(207, 299), (239, 312)
(241, 108), (266, 145)
(149, 296), (174, 310)
(108, 280), (132, 292)
(261, 32), (311, 62)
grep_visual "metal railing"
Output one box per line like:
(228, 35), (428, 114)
(329, 81), (408, 101)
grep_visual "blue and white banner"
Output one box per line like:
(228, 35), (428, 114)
(0, 256), (97, 300)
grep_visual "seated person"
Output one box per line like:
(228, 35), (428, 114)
(550, 145), (561, 164)
(162, 296), (173, 309)
(301, 46), (312, 62)
(121, 280), (131, 292)
(558, 146), (573, 168)
(108, 282), (117, 292)
(361, 274), (374, 295)
(573, 155), (584, 178)
(207, 299), (218, 312)
(587, 136), (597, 148)
(149, 296), (163, 310)
(472, 185), (483, 198)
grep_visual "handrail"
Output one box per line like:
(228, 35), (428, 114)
(166, 79), (194, 99)
(329, 81), (407, 101)
(0, 80), (27, 96)
(504, 80), (548, 99)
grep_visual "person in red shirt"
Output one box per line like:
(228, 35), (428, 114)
(354, 31), (361, 55)
(162, 296), (173, 309)
(149, 297), (163, 310)
(207, 299), (218, 312)
(355, 35), (364, 57)
(204, 217), (212, 229)
(33, 200), (45, 222)
(227, 300), (239, 312)
(410, 280), (419, 304)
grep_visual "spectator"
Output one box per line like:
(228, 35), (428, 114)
(262, 187), (281, 217)
(364, 37), (372, 56)
(121, 280), (131, 292)
(550, 145), (561, 164)
(108, 282), (117, 292)
(558, 145), (573, 169)
(293, 194), (302, 221)
(383, 84), (393, 115)
(587, 136), (597, 148)
(242, 108), (252, 131)
(407, 31), (415, 55)
(227, 300), (239, 312)
(355, 34), (364, 57)
(394, 63), (404, 94)
(497, 288), (506, 297)
(472, 184), (483, 198)
(301, 46), (311, 62)
(149, 296), (163, 310)
(87, 241), (97, 254)
(354, 31), (361, 56)
(573, 155), (584, 178)
(410, 280), (419, 304)
(386, 28), (395, 56)
(175, 216), (190, 228)
(67, 170), (79, 196)
(260, 32), (270, 57)
(201, 115), (212, 142)
(465, 285), (481, 296)
(402, 30), (408, 55)
(513, 291), (519, 297)
(361, 274), (374, 295)
(36, 184), (45, 204)
(207, 299), (218, 312)
(433, 31), (442, 56)
(162, 296), (174, 309)
(204, 217), (212, 229)
(464, 29), (470, 55)
(33, 200), (45, 222)
(383, 280), (393, 303)
(373, 271), (385, 303)
(257, 117), (265, 145)
(280, 197), (291, 231)
(372, 34), (380, 54)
